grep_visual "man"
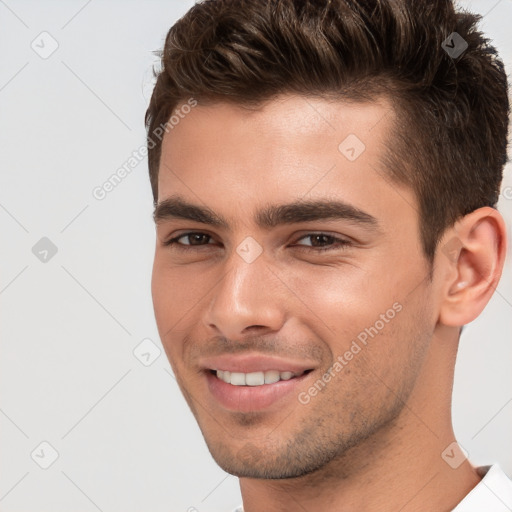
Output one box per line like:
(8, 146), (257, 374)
(146, 0), (512, 510)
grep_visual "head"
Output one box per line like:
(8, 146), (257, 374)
(147, 0), (509, 479)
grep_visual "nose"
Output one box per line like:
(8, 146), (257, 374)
(204, 251), (286, 341)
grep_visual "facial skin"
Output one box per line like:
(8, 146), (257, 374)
(151, 94), (506, 511)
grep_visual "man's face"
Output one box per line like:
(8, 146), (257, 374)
(152, 95), (437, 478)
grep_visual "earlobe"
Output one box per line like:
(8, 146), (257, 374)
(438, 207), (507, 327)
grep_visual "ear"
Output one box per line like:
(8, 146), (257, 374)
(437, 207), (507, 327)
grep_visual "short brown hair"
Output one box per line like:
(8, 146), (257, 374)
(145, 0), (509, 261)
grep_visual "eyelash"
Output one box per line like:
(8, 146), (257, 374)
(163, 232), (351, 253)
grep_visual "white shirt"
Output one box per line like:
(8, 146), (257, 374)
(232, 464), (512, 511)
(452, 465), (512, 511)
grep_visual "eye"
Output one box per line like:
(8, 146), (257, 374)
(163, 231), (351, 253)
(163, 232), (216, 250)
(293, 233), (351, 252)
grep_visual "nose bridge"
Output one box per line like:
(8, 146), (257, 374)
(205, 246), (285, 337)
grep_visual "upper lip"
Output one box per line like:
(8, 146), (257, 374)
(199, 353), (316, 374)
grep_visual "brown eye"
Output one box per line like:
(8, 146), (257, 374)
(294, 233), (350, 252)
(164, 232), (215, 249)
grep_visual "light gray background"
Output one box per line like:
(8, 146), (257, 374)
(0, 1), (511, 511)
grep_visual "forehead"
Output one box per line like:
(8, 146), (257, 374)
(161, 94), (394, 166)
(156, 94), (411, 229)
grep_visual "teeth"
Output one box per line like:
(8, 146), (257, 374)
(230, 372), (246, 386)
(264, 370), (280, 384)
(246, 372), (264, 386)
(215, 369), (302, 386)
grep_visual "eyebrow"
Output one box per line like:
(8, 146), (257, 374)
(153, 195), (380, 231)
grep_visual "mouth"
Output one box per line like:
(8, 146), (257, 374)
(203, 359), (315, 412)
(210, 368), (312, 386)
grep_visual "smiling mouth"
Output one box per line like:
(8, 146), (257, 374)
(210, 369), (313, 386)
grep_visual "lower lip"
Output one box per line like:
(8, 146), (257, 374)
(205, 371), (310, 413)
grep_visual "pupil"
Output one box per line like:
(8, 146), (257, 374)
(192, 234), (205, 244)
(314, 235), (330, 246)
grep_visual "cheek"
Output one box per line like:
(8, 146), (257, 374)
(151, 259), (172, 328)
(284, 261), (432, 393)
(151, 256), (205, 323)
(151, 257), (195, 358)
(279, 262), (400, 345)
(346, 285), (433, 388)
(312, 297), (431, 427)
